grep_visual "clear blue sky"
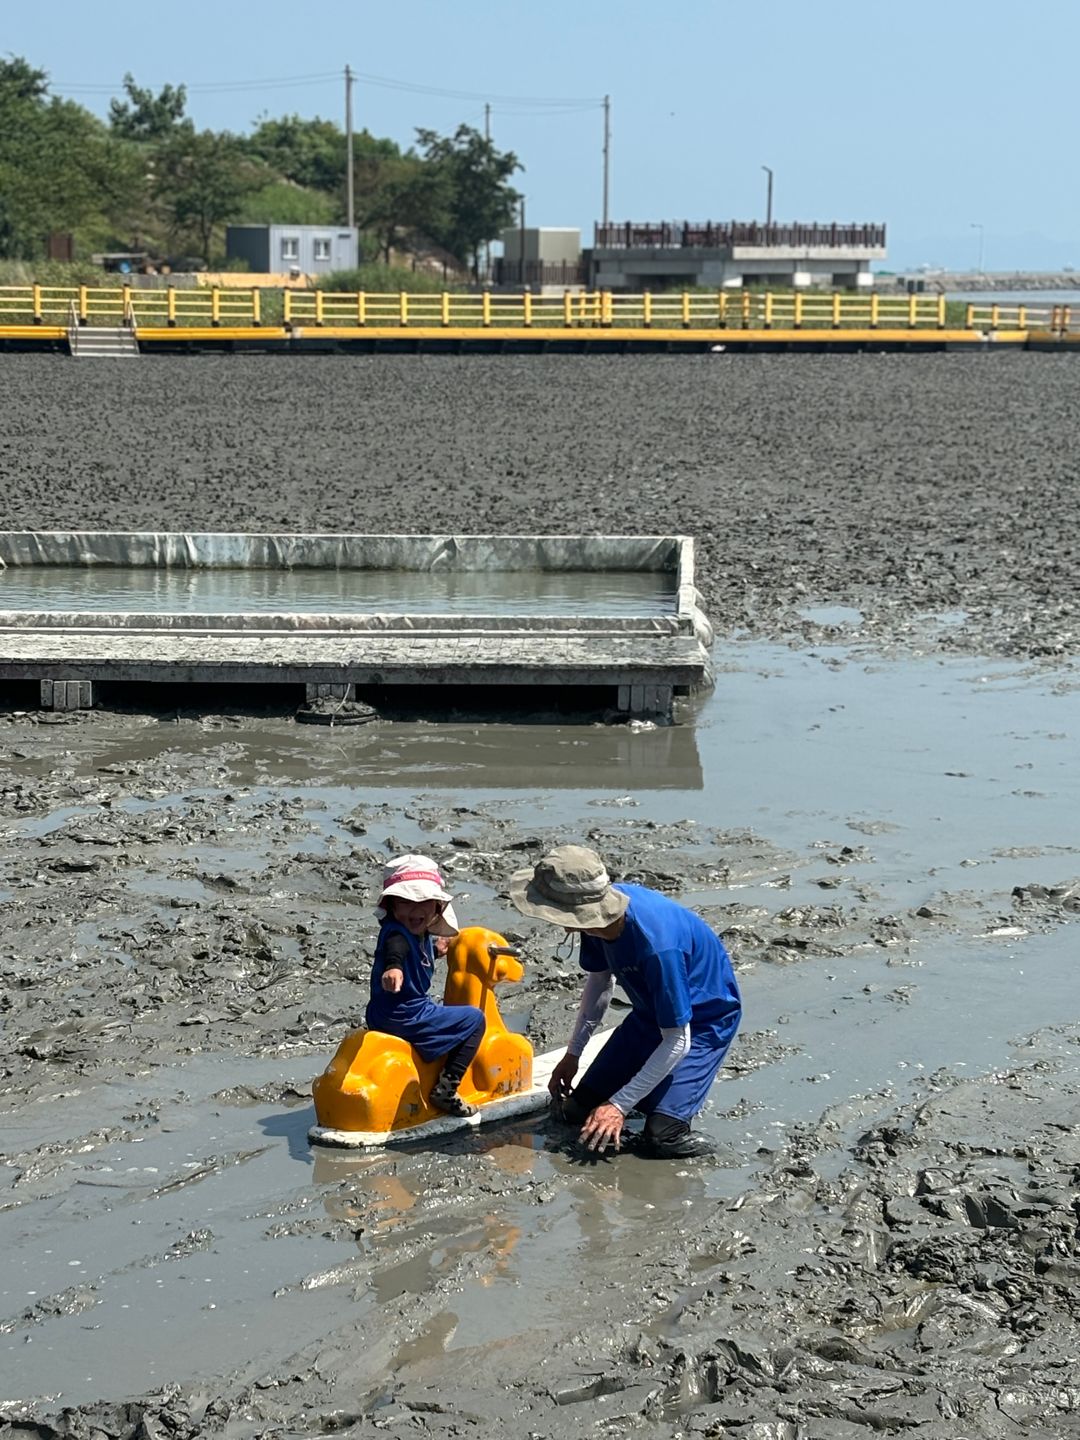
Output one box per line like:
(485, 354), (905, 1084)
(7, 0), (1079, 271)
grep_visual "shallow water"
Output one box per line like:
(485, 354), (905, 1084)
(0, 566), (675, 618)
(1, 639), (1078, 1408)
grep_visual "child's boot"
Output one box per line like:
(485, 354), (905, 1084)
(429, 1070), (477, 1118)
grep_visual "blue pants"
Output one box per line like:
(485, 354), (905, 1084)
(578, 1008), (740, 1123)
(365, 997), (484, 1063)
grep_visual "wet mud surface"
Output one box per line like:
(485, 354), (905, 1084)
(2, 355), (1080, 1437)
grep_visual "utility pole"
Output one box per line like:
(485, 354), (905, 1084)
(602, 94), (611, 235)
(519, 196), (526, 289)
(971, 222), (985, 275)
(345, 65), (355, 234)
(484, 103), (492, 282)
(762, 165), (773, 228)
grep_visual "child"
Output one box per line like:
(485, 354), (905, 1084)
(365, 855), (485, 1117)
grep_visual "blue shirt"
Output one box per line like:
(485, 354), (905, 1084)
(579, 883), (741, 1031)
(367, 919), (434, 1019)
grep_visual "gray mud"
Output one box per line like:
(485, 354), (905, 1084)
(2, 355), (1080, 1438)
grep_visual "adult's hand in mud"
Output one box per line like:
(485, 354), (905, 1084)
(381, 967), (404, 993)
(581, 1102), (624, 1153)
(549, 1052), (579, 1098)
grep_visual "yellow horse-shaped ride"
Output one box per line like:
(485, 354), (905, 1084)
(312, 926), (534, 1135)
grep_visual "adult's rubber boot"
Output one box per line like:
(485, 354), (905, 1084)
(643, 1112), (716, 1160)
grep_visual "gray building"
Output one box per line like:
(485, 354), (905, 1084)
(494, 228), (586, 290)
(589, 221), (886, 291)
(225, 224), (359, 276)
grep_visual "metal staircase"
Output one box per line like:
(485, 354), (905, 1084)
(68, 299), (140, 359)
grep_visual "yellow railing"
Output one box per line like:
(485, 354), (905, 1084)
(3, 284), (1078, 334)
(966, 301), (1078, 334)
(283, 289), (956, 331)
(0, 284), (261, 326)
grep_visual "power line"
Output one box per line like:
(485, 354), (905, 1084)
(52, 68), (602, 108)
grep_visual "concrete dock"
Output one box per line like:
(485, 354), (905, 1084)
(0, 532), (713, 720)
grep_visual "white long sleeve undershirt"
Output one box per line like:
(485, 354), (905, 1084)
(566, 969), (692, 1117)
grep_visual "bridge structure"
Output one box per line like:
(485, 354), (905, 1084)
(0, 284), (1077, 352)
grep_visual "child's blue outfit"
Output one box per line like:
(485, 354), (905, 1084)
(366, 918), (484, 1061)
(576, 883), (741, 1123)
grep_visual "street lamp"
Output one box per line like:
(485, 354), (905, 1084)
(971, 222), (985, 275)
(762, 166), (774, 228)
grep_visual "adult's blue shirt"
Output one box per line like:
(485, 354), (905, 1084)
(579, 883), (741, 1031)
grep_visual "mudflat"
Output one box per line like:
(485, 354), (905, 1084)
(1, 353), (1078, 1440)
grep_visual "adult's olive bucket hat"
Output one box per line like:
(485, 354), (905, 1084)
(510, 844), (629, 930)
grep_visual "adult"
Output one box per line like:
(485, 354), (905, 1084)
(510, 845), (741, 1158)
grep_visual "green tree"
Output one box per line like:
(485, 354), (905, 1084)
(415, 124), (520, 278)
(245, 114), (345, 194)
(351, 134), (448, 263)
(0, 55), (48, 103)
(0, 57), (139, 258)
(238, 180), (337, 227)
(109, 73), (187, 141)
(153, 128), (260, 263)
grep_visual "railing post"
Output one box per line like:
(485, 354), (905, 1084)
(936, 294), (946, 329)
(1018, 304), (1027, 330)
(991, 303), (1001, 329)
(482, 290), (491, 327)
(400, 291), (409, 327)
(869, 293), (879, 329)
(794, 292), (803, 329)
(563, 290), (573, 328)
(763, 292), (773, 329)
(314, 290), (325, 326)
(602, 290), (613, 328)
(251, 288), (261, 326)
(167, 286), (177, 326)
(210, 286), (221, 326)
(965, 302), (974, 330)
(32, 282), (42, 323)
(832, 292), (841, 329)
(284, 290), (293, 327)
(681, 291), (690, 329)
(741, 289), (751, 328)
(907, 293), (917, 329)
(441, 291), (450, 327)
(643, 290), (652, 328)
(78, 285), (88, 324)
(718, 291), (726, 327)
(357, 290), (366, 326)
(523, 290), (532, 327)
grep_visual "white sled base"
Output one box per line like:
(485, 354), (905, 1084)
(308, 1029), (612, 1150)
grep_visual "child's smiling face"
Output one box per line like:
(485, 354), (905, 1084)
(389, 896), (440, 936)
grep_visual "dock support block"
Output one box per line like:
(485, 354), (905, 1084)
(306, 682), (354, 702)
(617, 683), (673, 720)
(40, 679), (94, 710)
